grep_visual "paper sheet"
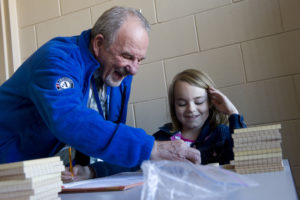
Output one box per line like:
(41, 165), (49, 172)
(61, 172), (143, 192)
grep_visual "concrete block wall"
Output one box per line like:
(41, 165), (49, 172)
(14, 0), (300, 196)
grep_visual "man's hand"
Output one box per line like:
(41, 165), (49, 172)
(150, 140), (201, 164)
(61, 165), (95, 183)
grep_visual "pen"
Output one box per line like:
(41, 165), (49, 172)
(68, 146), (74, 177)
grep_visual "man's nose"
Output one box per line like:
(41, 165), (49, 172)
(126, 60), (139, 75)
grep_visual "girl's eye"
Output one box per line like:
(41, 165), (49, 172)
(176, 101), (186, 107)
(195, 102), (204, 105)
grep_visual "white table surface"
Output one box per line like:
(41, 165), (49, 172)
(60, 160), (298, 200)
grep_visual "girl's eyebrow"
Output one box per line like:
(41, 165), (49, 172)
(175, 97), (186, 101)
(175, 96), (207, 101)
(194, 96), (207, 100)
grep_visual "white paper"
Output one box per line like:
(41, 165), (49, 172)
(62, 172), (143, 189)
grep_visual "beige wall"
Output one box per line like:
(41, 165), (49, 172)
(2, 0), (300, 196)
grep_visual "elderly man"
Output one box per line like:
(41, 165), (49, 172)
(0, 7), (200, 171)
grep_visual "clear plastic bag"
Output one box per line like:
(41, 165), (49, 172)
(141, 160), (258, 200)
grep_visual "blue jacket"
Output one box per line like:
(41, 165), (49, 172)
(153, 114), (246, 165)
(0, 30), (154, 166)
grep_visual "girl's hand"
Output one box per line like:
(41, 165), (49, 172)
(62, 165), (95, 183)
(208, 87), (239, 115)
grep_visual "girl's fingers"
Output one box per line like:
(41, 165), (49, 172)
(62, 169), (72, 175)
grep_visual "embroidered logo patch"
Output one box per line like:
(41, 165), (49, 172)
(55, 77), (74, 90)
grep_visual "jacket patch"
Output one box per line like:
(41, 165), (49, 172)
(56, 77), (74, 90)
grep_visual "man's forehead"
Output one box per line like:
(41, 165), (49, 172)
(113, 20), (149, 54)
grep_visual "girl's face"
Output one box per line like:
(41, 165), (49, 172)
(174, 81), (210, 131)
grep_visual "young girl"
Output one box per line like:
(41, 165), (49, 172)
(153, 69), (246, 165)
(62, 69), (244, 182)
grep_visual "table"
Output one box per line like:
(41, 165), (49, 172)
(60, 160), (298, 200)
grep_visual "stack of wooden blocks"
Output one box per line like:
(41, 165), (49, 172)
(0, 156), (65, 200)
(231, 124), (283, 174)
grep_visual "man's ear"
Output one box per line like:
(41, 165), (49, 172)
(91, 34), (105, 57)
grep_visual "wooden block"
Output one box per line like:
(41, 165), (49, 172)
(234, 124), (281, 134)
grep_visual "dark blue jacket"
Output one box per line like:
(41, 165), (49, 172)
(89, 161), (140, 178)
(153, 114), (246, 165)
(89, 114), (246, 177)
(0, 30), (154, 166)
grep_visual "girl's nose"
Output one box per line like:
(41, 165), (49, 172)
(187, 103), (196, 112)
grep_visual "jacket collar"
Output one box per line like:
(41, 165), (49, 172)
(78, 29), (100, 76)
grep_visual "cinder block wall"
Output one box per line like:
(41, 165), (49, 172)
(13, 0), (300, 196)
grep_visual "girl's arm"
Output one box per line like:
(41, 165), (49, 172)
(208, 87), (246, 132)
(208, 87), (239, 115)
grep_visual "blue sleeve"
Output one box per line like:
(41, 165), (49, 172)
(219, 114), (246, 164)
(27, 52), (154, 167)
(228, 114), (247, 133)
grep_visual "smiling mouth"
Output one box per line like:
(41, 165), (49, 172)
(114, 70), (125, 80)
(185, 115), (199, 119)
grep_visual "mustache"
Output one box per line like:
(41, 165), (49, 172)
(117, 67), (130, 76)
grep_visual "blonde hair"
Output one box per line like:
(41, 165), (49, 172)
(168, 69), (228, 132)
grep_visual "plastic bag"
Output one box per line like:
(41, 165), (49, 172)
(141, 160), (258, 200)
